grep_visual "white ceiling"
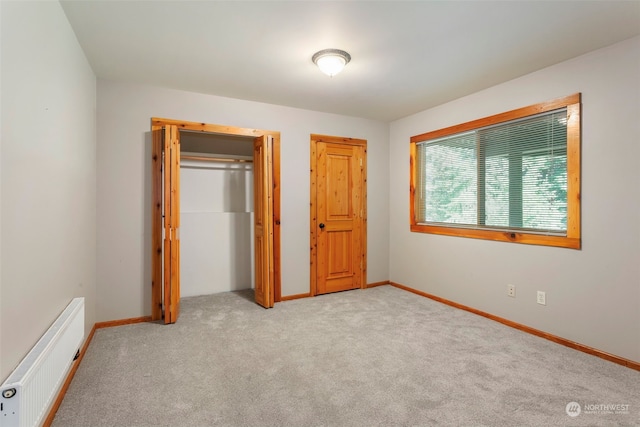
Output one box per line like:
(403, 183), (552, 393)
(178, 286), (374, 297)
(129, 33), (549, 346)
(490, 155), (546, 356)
(60, 1), (640, 122)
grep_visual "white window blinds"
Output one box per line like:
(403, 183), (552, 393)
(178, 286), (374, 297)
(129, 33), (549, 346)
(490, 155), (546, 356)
(415, 108), (568, 235)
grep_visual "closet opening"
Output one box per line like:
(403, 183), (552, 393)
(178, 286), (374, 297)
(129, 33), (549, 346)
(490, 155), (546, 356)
(180, 132), (255, 298)
(151, 118), (281, 324)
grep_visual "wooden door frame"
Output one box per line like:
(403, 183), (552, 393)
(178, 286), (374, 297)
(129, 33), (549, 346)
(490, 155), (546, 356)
(310, 134), (367, 297)
(151, 117), (282, 321)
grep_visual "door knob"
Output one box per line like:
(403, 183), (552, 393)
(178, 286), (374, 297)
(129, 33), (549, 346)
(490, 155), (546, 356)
(319, 223), (325, 229)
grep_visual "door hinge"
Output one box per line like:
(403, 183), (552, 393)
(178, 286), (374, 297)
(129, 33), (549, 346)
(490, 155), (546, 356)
(359, 158), (363, 167)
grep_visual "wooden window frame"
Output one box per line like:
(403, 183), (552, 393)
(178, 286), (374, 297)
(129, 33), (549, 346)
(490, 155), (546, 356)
(409, 93), (581, 249)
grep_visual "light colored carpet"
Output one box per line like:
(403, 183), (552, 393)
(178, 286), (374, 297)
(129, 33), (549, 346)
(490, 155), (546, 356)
(53, 285), (639, 426)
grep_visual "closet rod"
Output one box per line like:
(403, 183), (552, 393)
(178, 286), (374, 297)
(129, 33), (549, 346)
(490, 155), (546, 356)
(180, 155), (253, 163)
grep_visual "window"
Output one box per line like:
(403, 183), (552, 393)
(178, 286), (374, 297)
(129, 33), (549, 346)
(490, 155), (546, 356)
(410, 94), (581, 249)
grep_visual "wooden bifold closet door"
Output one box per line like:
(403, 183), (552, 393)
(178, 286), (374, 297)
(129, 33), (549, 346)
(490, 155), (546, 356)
(253, 135), (275, 308)
(163, 125), (181, 323)
(152, 118), (281, 323)
(151, 124), (181, 324)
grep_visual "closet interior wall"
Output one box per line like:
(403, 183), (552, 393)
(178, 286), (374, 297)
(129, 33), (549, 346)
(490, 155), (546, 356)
(179, 132), (255, 297)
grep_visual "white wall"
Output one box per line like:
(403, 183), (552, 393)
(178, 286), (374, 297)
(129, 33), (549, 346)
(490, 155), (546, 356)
(180, 159), (254, 296)
(389, 36), (640, 362)
(0, 1), (97, 380)
(96, 79), (389, 321)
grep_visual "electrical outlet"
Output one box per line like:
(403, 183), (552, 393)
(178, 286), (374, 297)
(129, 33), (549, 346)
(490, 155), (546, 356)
(507, 284), (516, 297)
(537, 291), (546, 305)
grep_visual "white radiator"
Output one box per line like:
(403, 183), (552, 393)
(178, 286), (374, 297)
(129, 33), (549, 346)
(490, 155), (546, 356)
(1, 298), (84, 427)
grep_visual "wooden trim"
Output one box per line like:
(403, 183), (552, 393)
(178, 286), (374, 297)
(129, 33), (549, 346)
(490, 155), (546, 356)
(409, 140), (417, 229)
(565, 101), (581, 241)
(365, 281), (390, 288)
(310, 134), (369, 147)
(390, 282), (640, 371)
(309, 138), (318, 296)
(151, 129), (163, 321)
(95, 316), (153, 329)
(280, 293), (311, 301)
(151, 118), (282, 308)
(310, 135), (367, 296)
(272, 134), (282, 303)
(361, 145), (368, 290)
(42, 324), (97, 427)
(152, 117), (278, 138)
(410, 93), (580, 143)
(409, 224), (580, 249)
(409, 94), (582, 250)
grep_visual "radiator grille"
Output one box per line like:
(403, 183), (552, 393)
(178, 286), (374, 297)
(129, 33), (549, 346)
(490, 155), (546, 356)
(1, 298), (84, 427)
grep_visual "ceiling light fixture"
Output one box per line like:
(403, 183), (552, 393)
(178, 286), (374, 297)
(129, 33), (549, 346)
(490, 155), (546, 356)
(312, 49), (351, 77)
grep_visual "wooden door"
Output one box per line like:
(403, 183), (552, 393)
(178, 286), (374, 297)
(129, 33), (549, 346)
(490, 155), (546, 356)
(311, 136), (366, 295)
(254, 135), (275, 308)
(163, 125), (181, 323)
